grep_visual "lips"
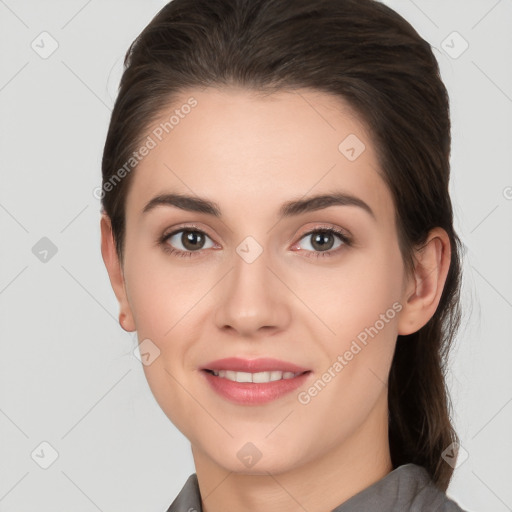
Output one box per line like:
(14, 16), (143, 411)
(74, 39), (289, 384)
(200, 357), (312, 405)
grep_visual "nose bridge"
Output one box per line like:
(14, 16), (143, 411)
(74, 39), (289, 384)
(232, 236), (269, 289)
(213, 235), (289, 335)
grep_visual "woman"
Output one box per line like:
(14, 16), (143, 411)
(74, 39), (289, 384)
(99, 0), (468, 510)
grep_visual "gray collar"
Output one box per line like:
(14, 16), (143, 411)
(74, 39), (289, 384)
(165, 463), (466, 512)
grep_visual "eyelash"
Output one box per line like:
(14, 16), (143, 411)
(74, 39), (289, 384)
(158, 224), (352, 259)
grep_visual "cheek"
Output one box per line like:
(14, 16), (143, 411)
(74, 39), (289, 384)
(126, 257), (202, 430)
(296, 252), (402, 429)
(296, 244), (404, 339)
(123, 243), (209, 333)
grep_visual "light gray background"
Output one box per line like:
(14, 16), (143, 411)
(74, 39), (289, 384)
(1, 1), (511, 511)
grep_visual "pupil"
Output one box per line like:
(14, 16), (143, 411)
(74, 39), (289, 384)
(183, 231), (203, 250)
(312, 232), (333, 251)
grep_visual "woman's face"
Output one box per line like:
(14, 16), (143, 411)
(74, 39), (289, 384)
(106, 87), (416, 474)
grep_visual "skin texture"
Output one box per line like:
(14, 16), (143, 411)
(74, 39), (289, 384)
(101, 87), (451, 512)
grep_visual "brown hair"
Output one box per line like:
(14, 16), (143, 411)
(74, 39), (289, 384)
(101, 0), (463, 491)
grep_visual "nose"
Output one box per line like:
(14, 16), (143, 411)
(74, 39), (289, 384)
(213, 243), (291, 338)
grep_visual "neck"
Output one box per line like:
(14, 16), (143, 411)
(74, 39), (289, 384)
(191, 392), (393, 512)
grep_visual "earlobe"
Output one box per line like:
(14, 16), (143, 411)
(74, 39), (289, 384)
(100, 214), (136, 332)
(397, 228), (451, 336)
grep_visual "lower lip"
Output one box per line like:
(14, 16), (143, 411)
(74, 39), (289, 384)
(201, 370), (312, 405)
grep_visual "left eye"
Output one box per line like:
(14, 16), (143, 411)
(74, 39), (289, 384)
(295, 228), (349, 256)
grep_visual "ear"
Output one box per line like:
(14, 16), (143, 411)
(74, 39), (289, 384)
(397, 227), (451, 336)
(100, 214), (136, 332)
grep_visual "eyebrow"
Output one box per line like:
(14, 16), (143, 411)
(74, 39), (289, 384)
(142, 191), (376, 220)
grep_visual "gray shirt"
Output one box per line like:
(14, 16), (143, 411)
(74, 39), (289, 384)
(165, 463), (467, 512)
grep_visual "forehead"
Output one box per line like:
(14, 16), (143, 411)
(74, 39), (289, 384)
(125, 86), (393, 224)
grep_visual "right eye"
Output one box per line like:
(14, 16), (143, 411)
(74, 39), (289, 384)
(160, 227), (216, 257)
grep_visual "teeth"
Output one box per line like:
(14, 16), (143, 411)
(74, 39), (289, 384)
(210, 370), (301, 383)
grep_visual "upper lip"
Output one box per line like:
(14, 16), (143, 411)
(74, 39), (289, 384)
(201, 357), (310, 373)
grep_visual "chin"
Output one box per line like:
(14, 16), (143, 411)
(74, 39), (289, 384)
(207, 440), (306, 476)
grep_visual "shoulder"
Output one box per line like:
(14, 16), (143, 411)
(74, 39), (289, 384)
(332, 463), (468, 512)
(390, 463), (467, 512)
(165, 474), (202, 512)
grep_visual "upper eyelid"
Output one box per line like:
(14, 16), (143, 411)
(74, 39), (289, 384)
(163, 224), (215, 241)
